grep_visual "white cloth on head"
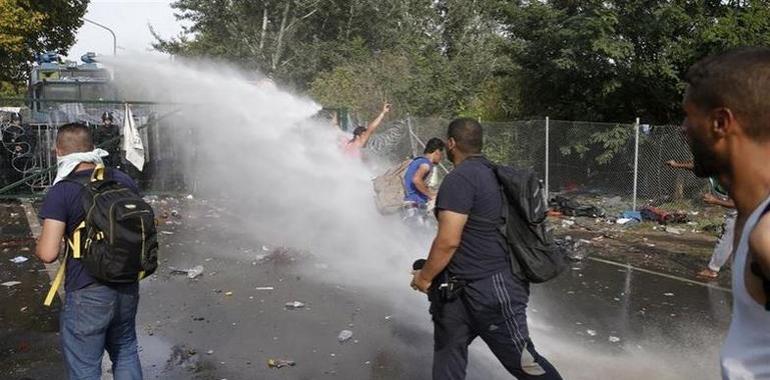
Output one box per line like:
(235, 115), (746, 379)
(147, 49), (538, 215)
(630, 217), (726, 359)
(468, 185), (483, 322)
(53, 148), (109, 185)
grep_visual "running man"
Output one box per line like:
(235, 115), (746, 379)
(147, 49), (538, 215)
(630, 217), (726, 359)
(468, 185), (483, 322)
(403, 137), (444, 226)
(681, 47), (770, 379)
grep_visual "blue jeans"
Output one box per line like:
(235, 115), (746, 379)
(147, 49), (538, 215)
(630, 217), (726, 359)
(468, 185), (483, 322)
(61, 282), (142, 380)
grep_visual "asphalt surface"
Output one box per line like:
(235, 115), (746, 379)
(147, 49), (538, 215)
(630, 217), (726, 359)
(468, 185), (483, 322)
(0, 198), (731, 379)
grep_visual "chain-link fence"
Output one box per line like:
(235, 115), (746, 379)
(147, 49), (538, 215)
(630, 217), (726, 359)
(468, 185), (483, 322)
(0, 99), (186, 196)
(397, 116), (708, 213)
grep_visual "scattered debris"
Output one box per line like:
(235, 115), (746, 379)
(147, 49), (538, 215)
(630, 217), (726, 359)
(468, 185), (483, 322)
(186, 194), (194, 200)
(559, 238), (591, 261)
(664, 226), (683, 235)
(167, 345), (201, 372)
(586, 329), (597, 336)
(267, 359), (296, 369)
(620, 211), (642, 222)
(551, 195), (606, 218)
(225, 291), (233, 296)
(256, 247), (296, 265)
(609, 336), (621, 343)
(285, 301), (306, 310)
(2, 281), (21, 287)
(664, 292), (675, 297)
(255, 286), (274, 291)
(206, 350), (214, 355)
(170, 265), (204, 279)
(9, 256), (28, 264)
(161, 231), (174, 235)
(641, 206), (688, 224)
(337, 329), (353, 343)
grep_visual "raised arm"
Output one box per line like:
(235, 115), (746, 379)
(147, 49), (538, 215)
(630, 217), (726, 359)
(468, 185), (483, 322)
(358, 103), (391, 147)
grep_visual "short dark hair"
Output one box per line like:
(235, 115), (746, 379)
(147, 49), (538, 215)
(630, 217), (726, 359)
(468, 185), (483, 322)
(352, 126), (366, 137)
(423, 137), (445, 154)
(685, 47), (770, 141)
(447, 118), (483, 153)
(56, 123), (94, 155)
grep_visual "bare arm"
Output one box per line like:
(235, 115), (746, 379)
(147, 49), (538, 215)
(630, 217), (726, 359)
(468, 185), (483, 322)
(703, 193), (736, 209)
(412, 210), (468, 292)
(358, 103), (391, 147)
(36, 219), (66, 264)
(412, 163), (434, 199)
(665, 160), (695, 170)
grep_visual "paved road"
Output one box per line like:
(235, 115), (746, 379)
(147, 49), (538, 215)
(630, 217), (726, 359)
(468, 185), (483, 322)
(1, 199), (731, 379)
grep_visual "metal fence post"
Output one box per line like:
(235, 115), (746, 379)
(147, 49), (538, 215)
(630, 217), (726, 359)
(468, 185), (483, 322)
(544, 116), (550, 202)
(632, 117), (640, 211)
(407, 116), (417, 157)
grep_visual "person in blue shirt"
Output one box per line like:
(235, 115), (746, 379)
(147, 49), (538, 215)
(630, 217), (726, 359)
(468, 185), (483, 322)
(36, 123), (143, 379)
(403, 137), (444, 225)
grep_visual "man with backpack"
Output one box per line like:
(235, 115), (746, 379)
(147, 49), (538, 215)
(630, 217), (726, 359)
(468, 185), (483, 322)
(410, 118), (563, 380)
(402, 137), (445, 226)
(35, 123), (156, 379)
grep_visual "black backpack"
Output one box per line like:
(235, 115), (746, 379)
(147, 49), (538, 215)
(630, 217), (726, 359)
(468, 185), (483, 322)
(65, 167), (158, 283)
(471, 158), (566, 283)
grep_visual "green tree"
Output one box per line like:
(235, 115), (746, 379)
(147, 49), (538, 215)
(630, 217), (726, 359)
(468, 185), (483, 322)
(501, 0), (770, 124)
(0, 0), (89, 82)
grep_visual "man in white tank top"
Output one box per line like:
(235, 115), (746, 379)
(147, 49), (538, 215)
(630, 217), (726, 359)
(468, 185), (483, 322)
(682, 47), (770, 380)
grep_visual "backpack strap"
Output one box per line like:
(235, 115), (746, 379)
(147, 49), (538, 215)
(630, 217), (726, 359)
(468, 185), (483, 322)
(43, 165), (109, 306)
(44, 247), (69, 306)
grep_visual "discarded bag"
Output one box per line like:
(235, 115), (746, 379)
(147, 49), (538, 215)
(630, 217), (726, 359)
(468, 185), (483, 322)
(640, 206), (688, 224)
(550, 195), (605, 218)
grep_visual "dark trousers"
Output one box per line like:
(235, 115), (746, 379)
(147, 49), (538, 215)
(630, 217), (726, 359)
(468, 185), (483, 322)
(432, 271), (562, 380)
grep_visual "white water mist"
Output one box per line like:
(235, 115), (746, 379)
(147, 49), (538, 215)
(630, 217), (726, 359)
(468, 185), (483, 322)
(105, 55), (721, 380)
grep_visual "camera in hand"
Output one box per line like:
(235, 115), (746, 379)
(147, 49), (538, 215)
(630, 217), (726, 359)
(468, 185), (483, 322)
(412, 259), (465, 304)
(413, 259), (426, 271)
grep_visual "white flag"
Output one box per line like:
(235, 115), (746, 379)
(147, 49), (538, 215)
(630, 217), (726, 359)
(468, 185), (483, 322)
(122, 103), (145, 171)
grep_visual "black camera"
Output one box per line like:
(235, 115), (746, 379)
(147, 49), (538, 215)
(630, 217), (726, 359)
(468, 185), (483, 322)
(412, 259), (464, 304)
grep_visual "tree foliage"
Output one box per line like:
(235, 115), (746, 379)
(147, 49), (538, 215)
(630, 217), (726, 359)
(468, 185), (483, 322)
(159, 0), (770, 123)
(0, 0), (89, 82)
